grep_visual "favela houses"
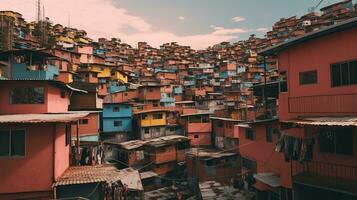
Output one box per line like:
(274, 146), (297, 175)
(1, 0), (357, 199)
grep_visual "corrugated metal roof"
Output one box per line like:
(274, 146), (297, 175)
(254, 172), (281, 188)
(210, 117), (243, 122)
(180, 111), (213, 117)
(282, 116), (357, 126)
(0, 113), (89, 123)
(117, 135), (189, 150)
(140, 171), (158, 180)
(199, 181), (255, 200)
(54, 165), (143, 190)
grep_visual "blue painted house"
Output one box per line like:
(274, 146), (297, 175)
(102, 103), (132, 133)
(0, 49), (59, 80)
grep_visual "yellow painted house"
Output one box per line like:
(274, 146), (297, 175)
(135, 110), (167, 127)
(56, 35), (74, 44)
(112, 70), (128, 83)
(88, 64), (111, 78)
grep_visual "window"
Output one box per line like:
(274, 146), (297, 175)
(331, 61), (357, 87)
(279, 71), (288, 92)
(153, 113), (163, 119)
(194, 134), (199, 138)
(299, 70), (317, 85)
(10, 87), (44, 104)
(114, 121), (122, 127)
(144, 128), (150, 134)
(217, 121), (223, 128)
(136, 151), (144, 160)
(113, 106), (120, 112)
(79, 119), (88, 125)
(142, 114), (148, 120)
(319, 128), (353, 155)
(65, 125), (71, 146)
(266, 125), (273, 143)
(169, 127), (175, 132)
(245, 129), (255, 140)
(0, 130), (25, 157)
(60, 91), (66, 98)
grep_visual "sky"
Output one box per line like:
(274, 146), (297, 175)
(0, 0), (343, 49)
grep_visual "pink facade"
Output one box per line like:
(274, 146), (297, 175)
(0, 123), (69, 197)
(188, 132), (211, 146)
(71, 113), (99, 137)
(278, 28), (357, 121)
(187, 123), (211, 133)
(0, 81), (69, 114)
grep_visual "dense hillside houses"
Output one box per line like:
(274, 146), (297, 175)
(0, 0), (357, 199)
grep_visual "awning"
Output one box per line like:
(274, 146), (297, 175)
(282, 116), (357, 126)
(254, 172), (281, 187)
(0, 113), (89, 123)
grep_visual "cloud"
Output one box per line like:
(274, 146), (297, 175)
(178, 16), (185, 20)
(256, 27), (269, 33)
(232, 16), (246, 22)
(211, 26), (249, 35)
(1, 0), (247, 49)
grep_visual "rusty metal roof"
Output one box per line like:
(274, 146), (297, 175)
(116, 135), (189, 150)
(133, 108), (170, 115)
(0, 113), (89, 123)
(54, 165), (143, 191)
(282, 116), (357, 126)
(53, 165), (122, 187)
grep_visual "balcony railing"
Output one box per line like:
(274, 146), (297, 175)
(289, 94), (357, 113)
(292, 160), (357, 192)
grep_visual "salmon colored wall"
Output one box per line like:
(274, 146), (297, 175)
(128, 151), (147, 166)
(54, 123), (70, 180)
(278, 28), (357, 120)
(47, 85), (70, 113)
(71, 113), (99, 136)
(152, 146), (176, 164)
(0, 82), (68, 114)
(58, 72), (73, 83)
(187, 123), (212, 133)
(238, 122), (292, 188)
(188, 132), (211, 146)
(111, 90), (138, 103)
(139, 87), (161, 100)
(0, 124), (54, 193)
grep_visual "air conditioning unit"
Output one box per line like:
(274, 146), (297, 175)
(302, 20), (311, 26)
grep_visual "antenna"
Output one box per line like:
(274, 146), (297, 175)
(36, 0), (41, 22)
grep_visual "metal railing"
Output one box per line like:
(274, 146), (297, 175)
(292, 160), (357, 182)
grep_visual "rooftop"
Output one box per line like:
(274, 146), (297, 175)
(282, 116), (357, 126)
(0, 113), (89, 124)
(259, 16), (357, 55)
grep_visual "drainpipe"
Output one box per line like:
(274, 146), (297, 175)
(52, 123), (57, 199)
(263, 56), (268, 117)
(76, 120), (80, 165)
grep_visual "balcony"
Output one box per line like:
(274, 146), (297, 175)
(12, 63), (59, 80)
(292, 161), (357, 195)
(289, 94), (357, 113)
